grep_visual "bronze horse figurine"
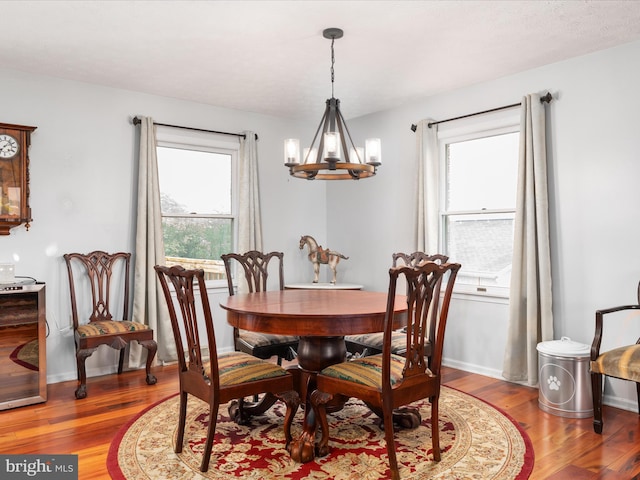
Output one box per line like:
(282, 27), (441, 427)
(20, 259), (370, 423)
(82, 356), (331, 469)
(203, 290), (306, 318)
(299, 235), (349, 284)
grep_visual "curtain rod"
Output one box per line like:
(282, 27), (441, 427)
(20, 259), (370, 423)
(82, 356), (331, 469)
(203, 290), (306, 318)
(410, 92), (553, 131)
(131, 116), (258, 140)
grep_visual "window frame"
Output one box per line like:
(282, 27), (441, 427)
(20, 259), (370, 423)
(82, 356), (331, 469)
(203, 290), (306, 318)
(155, 126), (239, 289)
(437, 113), (520, 300)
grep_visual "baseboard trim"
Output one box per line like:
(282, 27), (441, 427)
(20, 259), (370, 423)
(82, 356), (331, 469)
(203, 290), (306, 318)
(443, 358), (505, 381)
(442, 357), (638, 413)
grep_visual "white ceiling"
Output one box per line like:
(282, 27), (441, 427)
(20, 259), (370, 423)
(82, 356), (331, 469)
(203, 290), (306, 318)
(3, 1), (640, 120)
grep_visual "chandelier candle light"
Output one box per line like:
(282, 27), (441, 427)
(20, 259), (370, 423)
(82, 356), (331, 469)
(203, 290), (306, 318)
(284, 28), (381, 180)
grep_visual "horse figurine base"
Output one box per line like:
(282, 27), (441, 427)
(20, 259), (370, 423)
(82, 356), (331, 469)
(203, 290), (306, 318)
(299, 235), (349, 284)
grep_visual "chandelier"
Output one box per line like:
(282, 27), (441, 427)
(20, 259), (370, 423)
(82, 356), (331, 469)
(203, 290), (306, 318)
(284, 28), (381, 180)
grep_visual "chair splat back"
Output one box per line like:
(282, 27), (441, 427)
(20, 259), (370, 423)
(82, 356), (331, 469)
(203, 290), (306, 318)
(345, 252), (449, 359)
(220, 250), (297, 365)
(392, 251), (449, 268)
(222, 250), (284, 294)
(386, 262), (458, 381)
(394, 252), (449, 361)
(65, 251), (130, 326)
(157, 266), (217, 381)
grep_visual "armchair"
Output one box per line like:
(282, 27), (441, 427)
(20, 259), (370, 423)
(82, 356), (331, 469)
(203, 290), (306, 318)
(590, 281), (640, 433)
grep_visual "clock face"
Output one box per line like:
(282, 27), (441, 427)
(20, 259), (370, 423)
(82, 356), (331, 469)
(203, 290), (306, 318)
(0, 134), (19, 158)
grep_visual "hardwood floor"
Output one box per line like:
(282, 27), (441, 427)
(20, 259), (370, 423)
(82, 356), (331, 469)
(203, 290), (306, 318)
(1, 363), (639, 479)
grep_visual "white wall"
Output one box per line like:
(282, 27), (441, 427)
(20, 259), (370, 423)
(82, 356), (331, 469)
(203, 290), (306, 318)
(331, 39), (640, 410)
(3, 38), (640, 411)
(0, 68), (326, 383)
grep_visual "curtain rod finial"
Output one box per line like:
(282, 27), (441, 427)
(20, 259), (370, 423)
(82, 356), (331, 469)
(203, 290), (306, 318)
(410, 124), (417, 132)
(540, 92), (553, 103)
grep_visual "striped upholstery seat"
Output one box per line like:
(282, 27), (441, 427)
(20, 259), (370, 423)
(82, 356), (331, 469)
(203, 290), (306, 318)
(590, 282), (640, 434)
(319, 353), (406, 388)
(346, 331), (433, 357)
(238, 331), (299, 349)
(76, 320), (150, 337)
(212, 351), (289, 386)
(591, 344), (640, 383)
(346, 331), (407, 356)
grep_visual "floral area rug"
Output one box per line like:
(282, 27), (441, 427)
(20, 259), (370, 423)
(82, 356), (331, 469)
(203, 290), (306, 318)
(9, 339), (39, 371)
(108, 386), (533, 479)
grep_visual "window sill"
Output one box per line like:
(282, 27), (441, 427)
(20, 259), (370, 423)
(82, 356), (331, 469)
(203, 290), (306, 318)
(451, 284), (509, 304)
(205, 280), (231, 294)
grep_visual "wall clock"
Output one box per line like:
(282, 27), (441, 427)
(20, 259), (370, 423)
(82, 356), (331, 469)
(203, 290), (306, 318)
(0, 123), (37, 235)
(0, 134), (19, 158)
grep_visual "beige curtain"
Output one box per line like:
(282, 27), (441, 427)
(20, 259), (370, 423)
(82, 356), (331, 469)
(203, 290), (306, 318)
(131, 116), (176, 364)
(502, 94), (554, 385)
(415, 119), (439, 254)
(236, 132), (262, 294)
(238, 131), (262, 253)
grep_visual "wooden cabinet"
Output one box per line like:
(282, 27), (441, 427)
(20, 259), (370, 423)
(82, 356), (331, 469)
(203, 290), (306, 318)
(0, 284), (47, 410)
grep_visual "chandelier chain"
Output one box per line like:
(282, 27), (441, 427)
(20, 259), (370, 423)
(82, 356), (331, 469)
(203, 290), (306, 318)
(330, 37), (335, 98)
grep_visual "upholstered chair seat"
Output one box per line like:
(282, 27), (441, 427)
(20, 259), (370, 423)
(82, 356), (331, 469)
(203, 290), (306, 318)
(590, 281), (640, 434)
(319, 353), (406, 388)
(346, 331), (434, 357)
(236, 331), (299, 352)
(591, 345), (640, 383)
(213, 351), (291, 385)
(76, 320), (150, 338)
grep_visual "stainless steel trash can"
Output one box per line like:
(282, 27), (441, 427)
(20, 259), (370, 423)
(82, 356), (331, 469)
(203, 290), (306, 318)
(537, 337), (593, 418)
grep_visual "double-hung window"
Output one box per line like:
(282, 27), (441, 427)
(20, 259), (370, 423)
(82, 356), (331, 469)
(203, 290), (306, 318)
(155, 127), (238, 285)
(438, 116), (519, 297)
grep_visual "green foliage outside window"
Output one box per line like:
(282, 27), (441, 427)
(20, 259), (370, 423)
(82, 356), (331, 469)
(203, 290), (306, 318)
(162, 217), (232, 261)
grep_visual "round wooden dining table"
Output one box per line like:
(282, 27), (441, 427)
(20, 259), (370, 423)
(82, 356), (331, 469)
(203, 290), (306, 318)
(220, 288), (407, 463)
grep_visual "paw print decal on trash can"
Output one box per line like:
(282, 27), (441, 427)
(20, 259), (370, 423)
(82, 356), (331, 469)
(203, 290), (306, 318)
(547, 376), (561, 391)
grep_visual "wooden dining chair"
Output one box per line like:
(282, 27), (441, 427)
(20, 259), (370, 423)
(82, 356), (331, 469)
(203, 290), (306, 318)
(345, 252), (449, 358)
(154, 265), (300, 472)
(311, 261), (460, 480)
(590, 280), (640, 434)
(221, 250), (298, 365)
(64, 251), (157, 399)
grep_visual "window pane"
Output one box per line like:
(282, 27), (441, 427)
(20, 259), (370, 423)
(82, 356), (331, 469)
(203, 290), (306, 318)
(445, 213), (514, 287)
(157, 146), (231, 215)
(162, 217), (232, 278)
(446, 132), (518, 211)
